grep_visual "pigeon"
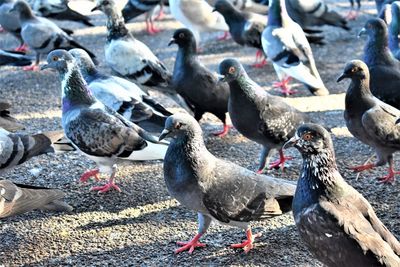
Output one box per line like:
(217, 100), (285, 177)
(0, 49), (32, 66)
(9, 0), (96, 71)
(169, 28), (231, 137)
(388, 2), (400, 60)
(208, 0), (269, 14)
(69, 48), (172, 133)
(285, 0), (350, 31)
(338, 59), (400, 184)
(347, 0), (361, 20)
(92, 0), (172, 91)
(284, 123), (400, 266)
(219, 58), (309, 172)
(28, 0), (94, 26)
(0, 180), (72, 218)
(159, 113), (296, 254)
(0, 101), (24, 132)
(42, 49), (169, 193)
(169, 0), (230, 47)
(0, 128), (64, 172)
(261, 0), (329, 96)
(359, 18), (400, 110)
(213, 0), (268, 67)
(0, 0), (27, 51)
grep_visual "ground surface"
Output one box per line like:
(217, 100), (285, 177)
(0, 0), (399, 266)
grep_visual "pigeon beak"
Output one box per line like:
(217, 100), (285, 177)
(283, 135), (299, 149)
(168, 38), (176, 46)
(212, 8), (216, 12)
(91, 5), (101, 12)
(358, 28), (367, 38)
(336, 73), (348, 83)
(40, 64), (50, 70)
(159, 129), (171, 141)
(217, 74), (226, 82)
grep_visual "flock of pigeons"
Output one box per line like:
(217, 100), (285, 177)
(1, 0), (400, 265)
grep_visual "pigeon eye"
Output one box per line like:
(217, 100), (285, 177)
(303, 133), (312, 141)
(52, 56), (59, 61)
(179, 33), (185, 38)
(228, 66), (235, 74)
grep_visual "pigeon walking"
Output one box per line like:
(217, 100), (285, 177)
(42, 49), (168, 193)
(69, 48), (172, 133)
(219, 58), (309, 172)
(338, 59), (400, 184)
(261, 0), (329, 96)
(159, 113), (296, 254)
(9, 0), (96, 71)
(0, 101), (24, 132)
(169, 28), (230, 137)
(0, 180), (72, 218)
(359, 18), (400, 110)
(284, 123), (400, 266)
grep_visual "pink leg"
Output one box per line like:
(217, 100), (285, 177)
(273, 77), (297, 96)
(22, 64), (40, 71)
(269, 149), (293, 170)
(213, 124), (232, 137)
(91, 175), (121, 193)
(217, 31), (230, 41)
(175, 233), (206, 254)
(155, 7), (165, 21)
(346, 10), (359, 21)
(378, 160), (398, 184)
(231, 229), (262, 253)
(349, 163), (375, 173)
(251, 50), (267, 68)
(15, 43), (28, 53)
(79, 169), (100, 183)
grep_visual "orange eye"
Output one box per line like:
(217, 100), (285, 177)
(303, 133), (312, 141)
(52, 56), (59, 61)
(179, 33), (185, 38)
(228, 66), (235, 74)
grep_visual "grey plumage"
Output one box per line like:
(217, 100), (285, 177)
(284, 123), (400, 267)
(388, 2), (400, 60)
(0, 0), (24, 46)
(0, 49), (32, 66)
(219, 58), (309, 173)
(160, 113), (296, 254)
(338, 59), (400, 184)
(0, 101), (25, 132)
(0, 180), (72, 218)
(208, 0), (269, 14)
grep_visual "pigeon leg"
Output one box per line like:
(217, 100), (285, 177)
(269, 149), (293, 170)
(213, 124), (232, 137)
(217, 31), (230, 41)
(230, 228), (262, 253)
(378, 159), (398, 184)
(251, 50), (267, 68)
(14, 43), (28, 52)
(273, 77), (297, 96)
(23, 53), (40, 71)
(257, 146), (273, 174)
(91, 166), (122, 193)
(145, 19), (160, 35)
(155, 5), (165, 21)
(349, 163), (375, 172)
(79, 169), (100, 183)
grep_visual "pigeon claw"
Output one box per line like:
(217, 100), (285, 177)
(90, 181), (121, 193)
(252, 50), (267, 68)
(251, 59), (267, 69)
(79, 169), (100, 183)
(349, 163), (375, 173)
(22, 65), (40, 71)
(269, 150), (293, 170)
(273, 77), (296, 96)
(217, 31), (230, 41)
(213, 124), (232, 137)
(377, 168), (398, 184)
(146, 21), (161, 35)
(175, 233), (206, 254)
(346, 10), (358, 21)
(230, 229), (261, 253)
(14, 43), (28, 52)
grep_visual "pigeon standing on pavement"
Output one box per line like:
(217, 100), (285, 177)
(0, 0), (28, 51)
(359, 18), (400, 109)
(169, 28), (231, 137)
(219, 58), (309, 172)
(0, 180), (72, 218)
(69, 48), (172, 133)
(338, 59), (400, 184)
(9, 0), (96, 71)
(42, 49), (168, 193)
(0, 101), (24, 132)
(159, 113), (296, 254)
(284, 123), (400, 266)
(261, 0), (329, 96)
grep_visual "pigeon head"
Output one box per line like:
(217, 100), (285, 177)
(41, 49), (76, 74)
(218, 58), (245, 83)
(358, 18), (388, 41)
(336, 60), (369, 83)
(9, 0), (33, 18)
(213, 0), (234, 15)
(91, 0), (116, 14)
(169, 28), (196, 49)
(159, 113), (202, 141)
(283, 123), (334, 156)
(69, 48), (96, 76)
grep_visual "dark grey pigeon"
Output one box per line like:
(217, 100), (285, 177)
(219, 58), (309, 173)
(69, 48), (172, 133)
(285, 0), (349, 31)
(169, 28), (231, 137)
(388, 2), (400, 60)
(284, 123), (400, 267)
(122, 0), (164, 35)
(338, 59), (400, 184)
(0, 101), (24, 132)
(359, 18), (400, 110)
(0, 49), (32, 66)
(159, 113), (296, 254)
(42, 49), (168, 193)
(9, 0), (96, 71)
(0, 180), (72, 218)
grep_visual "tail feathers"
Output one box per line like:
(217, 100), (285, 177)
(0, 113), (25, 132)
(60, 27), (74, 35)
(41, 199), (73, 212)
(126, 140), (168, 161)
(48, 9), (94, 26)
(52, 137), (76, 153)
(142, 95), (173, 116)
(304, 33), (325, 45)
(322, 10), (350, 31)
(122, 2), (146, 22)
(20, 131), (65, 162)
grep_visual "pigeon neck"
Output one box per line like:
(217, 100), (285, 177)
(268, 0), (290, 27)
(388, 23), (399, 52)
(219, 7), (245, 25)
(79, 64), (101, 84)
(347, 76), (372, 99)
(229, 73), (260, 98)
(17, 6), (36, 21)
(364, 34), (394, 65)
(171, 130), (208, 160)
(105, 8), (129, 42)
(175, 44), (197, 65)
(61, 64), (96, 112)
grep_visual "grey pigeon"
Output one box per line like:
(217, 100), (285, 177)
(92, 0), (172, 90)
(285, 0), (350, 31)
(9, 0), (96, 71)
(42, 49), (168, 193)
(208, 0), (269, 14)
(261, 0), (329, 96)
(388, 2), (400, 60)
(69, 48), (172, 133)
(338, 59), (400, 184)
(359, 18), (400, 110)
(0, 49), (32, 66)
(0, 0), (27, 51)
(159, 113), (296, 254)
(0, 180), (72, 218)
(169, 28), (231, 137)
(0, 101), (24, 132)
(284, 123), (400, 267)
(219, 58), (309, 173)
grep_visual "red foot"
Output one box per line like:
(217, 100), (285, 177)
(252, 59), (267, 68)
(273, 77), (296, 96)
(146, 21), (161, 35)
(349, 163), (375, 173)
(217, 31), (230, 41)
(22, 65), (40, 71)
(14, 43), (28, 52)
(231, 229), (262, 253)
(175, 233), (206, 254)
(345, 10), (359, 21)
(256, 169), (263, 174)
(155, 8), (165, 21)
(91, 181), (122, 193)
(378, 168), (398, 184)
(213, 124), (232, 137)
(252, 50), (267, 68)
(269, 150), (293, 170)
(79, 169), (100, 183)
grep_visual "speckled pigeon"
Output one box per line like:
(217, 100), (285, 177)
(284, 123), (400, 266)
(219, 58), (309, 172)
(42, 49), (169, 193)
(261, 0), (329, 96)
(338, 59), (400, 184)
(160, 113), (296, 254)
(0, 180), (72, 218)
